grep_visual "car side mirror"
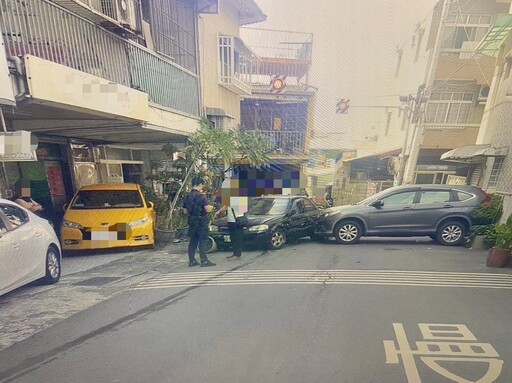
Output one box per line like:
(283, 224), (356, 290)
(289, 209), (298, 217)
(148, 201), (155, 209)
(371, 200), (384, 208)
(63, 203), (69, 210)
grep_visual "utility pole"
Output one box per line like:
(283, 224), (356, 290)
(402, 0), (450, 184)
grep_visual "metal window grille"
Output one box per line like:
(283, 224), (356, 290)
(488, 157), (504, 190)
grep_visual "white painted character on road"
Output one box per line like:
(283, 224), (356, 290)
(384, 323), (503, 383)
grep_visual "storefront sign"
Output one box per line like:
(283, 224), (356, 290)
(0, 131), (38, 161)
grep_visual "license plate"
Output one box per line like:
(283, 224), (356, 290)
(223, 235), (231, 243)
(91, 231), (119, 241)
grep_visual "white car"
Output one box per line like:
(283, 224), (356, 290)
(0, 198), (62, 297)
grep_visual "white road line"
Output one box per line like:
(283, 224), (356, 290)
(133, 269), (512, 291)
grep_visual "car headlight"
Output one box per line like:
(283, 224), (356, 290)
(249, 224), (269, 233)
(62, 220), (84, 230)
(130, 216), (150, 227)
(209, 225), (219, 232)
(321, 211), (334, 218)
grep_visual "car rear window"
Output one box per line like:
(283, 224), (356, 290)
(71, 190), (144, 209)
(455, 191), (474, 201)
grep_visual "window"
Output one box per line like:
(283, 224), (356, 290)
(0, 204), (29, 228)
(381, 191), (416, 206)
(71, 191), (144, 209)
(442, 14), (492, 50)
(427, 92), (474, 124)
(292, 200), (305, 214)
(302, 199), (317, 212)
(488, 158), (504, 190)
(418, 190), (451, 204)
(455, 191), (473, 201)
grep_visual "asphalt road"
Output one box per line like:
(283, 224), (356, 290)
(1, 238), (511, 383)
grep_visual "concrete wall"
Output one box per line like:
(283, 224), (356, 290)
(198, 0), (243, 128)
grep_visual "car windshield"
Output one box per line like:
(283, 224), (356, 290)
(71, 190), (144, 209)
(248, 198), (289, 215)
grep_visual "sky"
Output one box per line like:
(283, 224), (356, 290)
(251, 0), (440, 150)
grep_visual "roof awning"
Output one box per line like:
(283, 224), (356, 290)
(476, 14), (512, 57)
(441, 144), (508, 163)
(205, 107), (234, 119)
(343, 148), (401, 163)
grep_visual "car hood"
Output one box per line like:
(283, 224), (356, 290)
(322, 204), (367, 216)
(213, 213), (282, 228)
(63, 208), (152, 227)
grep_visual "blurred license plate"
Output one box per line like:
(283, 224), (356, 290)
(223, 235), (231, 242)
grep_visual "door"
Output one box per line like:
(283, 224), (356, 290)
(0, 213), (11, 295)
(0, 204), (40, 294)
(367, 190), (417, 235)
(410, 189), (454, 234)
(288, 199), (309, 238)
(302, 198), (319, 234)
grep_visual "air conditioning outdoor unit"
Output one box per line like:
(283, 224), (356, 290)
(102, 0), (139, 32)
(478, 85), (490, 104)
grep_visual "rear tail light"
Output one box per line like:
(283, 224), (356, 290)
(478, 188), (492, 205)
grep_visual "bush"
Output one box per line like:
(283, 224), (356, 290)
(470, 194), (503, 225)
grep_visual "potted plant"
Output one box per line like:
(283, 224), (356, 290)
(145, 119), (274, 244)
(464, 194), (502, 249)
(486, 215), (512, 268)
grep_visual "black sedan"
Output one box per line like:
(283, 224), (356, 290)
(209, 195), (321, 250)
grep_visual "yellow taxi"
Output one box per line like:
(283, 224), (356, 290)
(61, 183), (155, 251)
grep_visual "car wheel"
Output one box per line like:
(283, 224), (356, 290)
(43, 246), (61, 284)
(206, 236), (218, 253)
(268, 228), (287, 250)
(436, 221), (466, 246)
(334, 221), (362, 244)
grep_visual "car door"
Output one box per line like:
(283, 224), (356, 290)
(287, 199), (308, 238)
(0, 204), (41, 293)
(0, 212), (12, 296)
(302, 198), (320, 234)
(410, 188), (454, 234)
(367, 190), (418, 234)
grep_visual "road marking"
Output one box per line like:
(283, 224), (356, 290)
(384, 323), (503, 383)
(132, 270), (512, 290)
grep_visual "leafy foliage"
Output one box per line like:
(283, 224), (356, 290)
(147, 119), (273, 230)
(470, 194), (503, 225)
(493, 215), (512, 250)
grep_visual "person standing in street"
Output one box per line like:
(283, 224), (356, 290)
(215, 200), (245, 260)
(183, 177), (216, 267)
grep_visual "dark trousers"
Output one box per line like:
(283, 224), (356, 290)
(188, 222), (209, 263)
(228, 222), (244, 257)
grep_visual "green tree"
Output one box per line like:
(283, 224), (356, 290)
(155, 119), (273, 231)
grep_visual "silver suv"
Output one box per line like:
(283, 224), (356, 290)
(315, 185), (491, 246)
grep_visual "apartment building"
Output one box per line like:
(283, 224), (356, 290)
(0, 0), (213, 223)
(331, 0), (508, 205)
(444, 0), (512, 219)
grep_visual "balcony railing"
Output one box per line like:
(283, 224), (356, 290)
(251, 130), (306, 153)
(0, 0), (200, 116)
(218, 35), (253, 95)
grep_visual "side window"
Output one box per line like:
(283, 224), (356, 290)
(419, 190), (451, 204)
(302, 198), (317, 212)
(0, 204), (29, 229)
(292, 200), (305, 214)
(381, 191), (416, 206)
(0, 215), (8, 235)
(455, 191), (473, 201)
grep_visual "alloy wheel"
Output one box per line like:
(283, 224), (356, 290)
(47, 249), (60, 279)
(441, 225), (462, 243)
(271, 231), (285, 248)
(338, 224), (359, 242)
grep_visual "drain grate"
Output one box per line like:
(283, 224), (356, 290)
(74, 277), (122, 286)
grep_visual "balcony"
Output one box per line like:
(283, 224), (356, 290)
(218, 35), (255, 95)
(0, 0), (200, 116)
(240, 27), (313, 82)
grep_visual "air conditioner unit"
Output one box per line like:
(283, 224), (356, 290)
(478, 85), (490, 103)
(103, 0), (138, 32)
